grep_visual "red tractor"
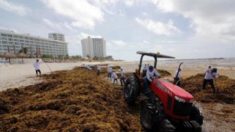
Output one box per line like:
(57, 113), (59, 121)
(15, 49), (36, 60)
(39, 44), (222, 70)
(124, 51), (203, 132)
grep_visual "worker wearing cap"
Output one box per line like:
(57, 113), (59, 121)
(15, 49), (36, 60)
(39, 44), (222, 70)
(144, 65), (160, 92)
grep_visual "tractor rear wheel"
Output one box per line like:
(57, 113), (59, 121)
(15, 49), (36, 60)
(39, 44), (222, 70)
(124, 75), (139, 105)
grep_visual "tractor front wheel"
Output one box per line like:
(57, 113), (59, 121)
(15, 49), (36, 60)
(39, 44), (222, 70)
(123, 75), (139, 105)
(190, 105), (203, 125)
(140, 101), (154, 131)
(159, 119), (175, 132)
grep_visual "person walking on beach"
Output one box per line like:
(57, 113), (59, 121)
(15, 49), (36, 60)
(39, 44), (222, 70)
(120, 68), (125, 86)
(34, 59), (41, 77)
(96, 66), (101, 76)
(202, 66), (217, 93)
(111, 71), (118, 84)
(107, 66), (113, 80)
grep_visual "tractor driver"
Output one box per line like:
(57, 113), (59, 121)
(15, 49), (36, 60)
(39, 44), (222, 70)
(144, 65), (160, 92)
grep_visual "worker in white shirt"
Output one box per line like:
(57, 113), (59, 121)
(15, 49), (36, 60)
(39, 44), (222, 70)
(202, 66), (217, 93)
(143, 64), (148, 72)
(107, 66), (113, 80)
(33, 59), (41, 76)
(97, 66), (101, 76)
(142, 64), (148, 77)
(144, 65), (160, 92)
(120, 68), (125, 86)
(111, 71), (118, 84)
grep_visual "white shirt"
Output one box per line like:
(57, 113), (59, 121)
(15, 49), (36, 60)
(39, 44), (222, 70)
(33, 62), (40, 70)
(143, 65), (148, 71)
(108, 67), (112, 73)
(120, 69), (125, 77)
(146, 69), (160, 82)
(204, 68), (214, 80)
(111, 72), (118, 79)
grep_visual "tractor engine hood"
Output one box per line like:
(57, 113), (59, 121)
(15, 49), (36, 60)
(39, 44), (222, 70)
(153, 79), (193, 101)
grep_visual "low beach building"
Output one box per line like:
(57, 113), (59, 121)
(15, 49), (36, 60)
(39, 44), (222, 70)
(0, 29), (68, 57)
(81, 36), (106, 58)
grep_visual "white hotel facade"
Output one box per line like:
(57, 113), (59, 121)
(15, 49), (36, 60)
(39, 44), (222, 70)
(0, 30), (68, 57)
(81, 36), (106, 58)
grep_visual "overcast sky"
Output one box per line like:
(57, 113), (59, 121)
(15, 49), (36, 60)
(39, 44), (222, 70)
(0, 0), (235, 60)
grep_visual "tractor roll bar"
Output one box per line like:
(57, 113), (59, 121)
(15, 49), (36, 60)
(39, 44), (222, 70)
(137, 51), (175, 74)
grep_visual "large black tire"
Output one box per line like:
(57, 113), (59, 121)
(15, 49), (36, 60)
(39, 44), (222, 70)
(140, 98), (169, 132)
(159, 119), (175, 132)
(190, 105), (203, 125)
(190, 121), (202, 132)
(123, 75), (139, 105)
(140, 101), (154, 131)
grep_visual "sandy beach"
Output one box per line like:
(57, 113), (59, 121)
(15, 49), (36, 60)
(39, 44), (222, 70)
(0, 61), (108, 91)
(1, 58), (235, 91)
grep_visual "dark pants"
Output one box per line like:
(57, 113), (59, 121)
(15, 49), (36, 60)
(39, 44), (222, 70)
(113, 78), (118, 84)
(36, 69), (41, 76)
(203, 79), (215, 93)
(97, 70), (100, 76)
(120, 77), (125, 86)
(143, 78), (151, 93)
(108, 72), (111, 79)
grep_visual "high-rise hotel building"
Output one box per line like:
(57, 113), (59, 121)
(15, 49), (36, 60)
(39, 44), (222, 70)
(0, 30), (68, 57)
(48, 33), (65, 42)
(81, 36), (106, 58)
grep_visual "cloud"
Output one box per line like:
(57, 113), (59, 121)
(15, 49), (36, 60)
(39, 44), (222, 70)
(0, 27), (18, 33)
(152, 0), (235, 40)
(0, 0), (28, 15)
(43, 18), (74, 31)
(42, 0), (104, 29)
(79, 32), (103, 39)
(124, 0), (140, 6)
(135, 17), (181, 36)
(111, 40), (127, 47)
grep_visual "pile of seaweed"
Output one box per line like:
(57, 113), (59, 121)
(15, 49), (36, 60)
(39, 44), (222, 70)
(158, 69), (171, 77)
(0, 68), (140, 131)
(182, 74), (235, 104)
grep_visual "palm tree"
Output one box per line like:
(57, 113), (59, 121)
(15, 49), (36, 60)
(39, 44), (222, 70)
(18, 47), (28, 63)
(4, 52), (16, 63)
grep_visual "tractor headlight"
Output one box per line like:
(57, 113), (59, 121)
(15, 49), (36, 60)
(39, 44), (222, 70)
(174, 96), (186, 103)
